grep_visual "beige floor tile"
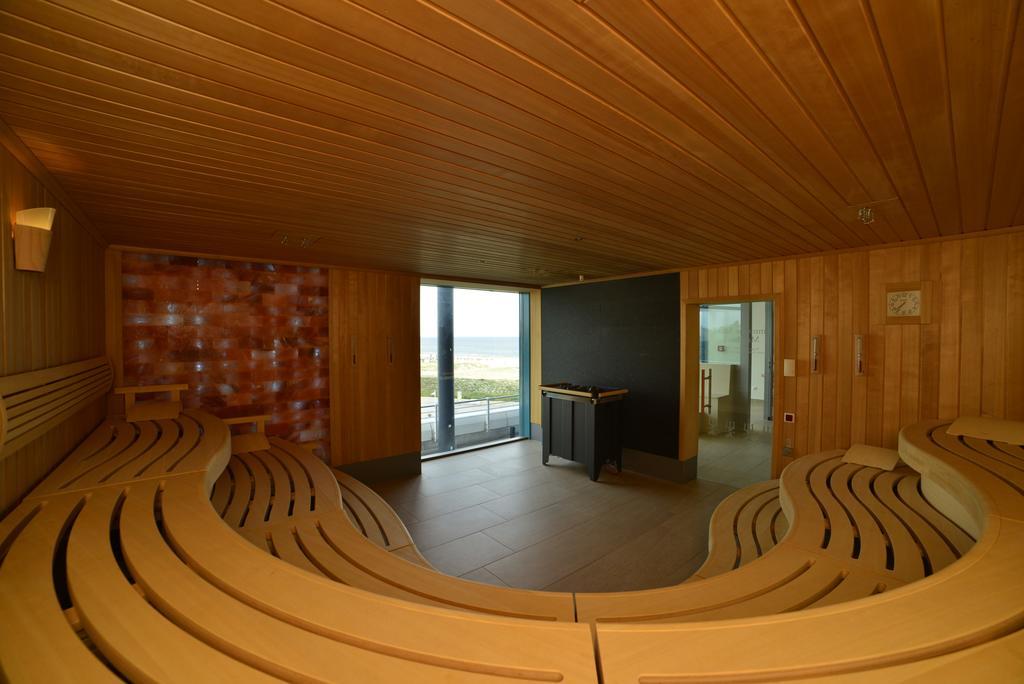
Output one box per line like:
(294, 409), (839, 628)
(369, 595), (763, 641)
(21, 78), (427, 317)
(373, 439), (738, 592)
(399, 484), (501, 521)
(422, 532), (513, 577)
(406, 504), (505, 549)
(459, 566), (509, 587)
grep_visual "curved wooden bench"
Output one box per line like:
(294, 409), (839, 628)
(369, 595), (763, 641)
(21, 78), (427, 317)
(593, 419), (1023, 681)
(692, 479), (788, 579)
(211, 436), (576, 621)
(334, 468), (432, 567)
(3, 409), (1020, 682)
(576, 449), (972, 622)
(0, 410), (596, 682)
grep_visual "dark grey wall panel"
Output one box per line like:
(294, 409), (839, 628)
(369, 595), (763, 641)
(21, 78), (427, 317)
(541, 274), (680, 459)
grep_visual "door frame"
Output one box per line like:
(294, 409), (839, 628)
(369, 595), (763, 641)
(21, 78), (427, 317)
(679, 293), (784, 477)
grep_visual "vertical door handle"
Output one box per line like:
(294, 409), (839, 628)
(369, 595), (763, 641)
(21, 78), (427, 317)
(387, 336), (394, 365)
(351, 337), (357, 366)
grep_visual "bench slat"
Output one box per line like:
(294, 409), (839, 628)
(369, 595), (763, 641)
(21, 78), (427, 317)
(267, 444), (314, 516)
(830, 463), (889, 570)
(161, 474), (598, 682)
(221, 459), (254, 528)
(266, 525), (327, 577)
(874, 470), (960, 574)
(68, 486), (278, 682)
(236, 453), (274, 527)
(0, 495), (118, 683)
(735, 487), (780, 566)
(895, 475), (974, 554)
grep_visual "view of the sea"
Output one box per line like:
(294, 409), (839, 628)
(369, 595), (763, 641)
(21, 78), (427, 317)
(420, 336), (519, 358)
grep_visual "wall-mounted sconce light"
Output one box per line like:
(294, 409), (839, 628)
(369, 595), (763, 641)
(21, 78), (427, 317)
(810, 336), (822, 374)
(854, 334), (866, 376)
(13, 207), (55, 272)
(783, 358), (796, 377)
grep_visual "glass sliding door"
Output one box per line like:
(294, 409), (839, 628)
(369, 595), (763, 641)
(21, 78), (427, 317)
(420, 285), (527, 457)
(696, 300), (774, 487)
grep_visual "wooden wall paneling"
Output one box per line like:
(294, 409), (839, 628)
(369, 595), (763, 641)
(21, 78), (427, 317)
(898, 246), (923, 430)
(981, 236), (1009, 417)
(330, 269), (419, 466)
(958, 240), (983, 415)
(937, 240), (962, 419)
(865, 248), (886, 446)
(794, 258), (810, 455)
(530, 289), (542, 428)
(808, 256), (824, 452)
(820, 254), (839, 450)
(104, 248), (123, 385)
(1007, 233), (1024, 420)
(835, 253), (854, 449)
(781, 259), (797, 462)
(671, 229), (1023, 469)
(848, 250), (870, 445)
(918, 242), (943, 420)
(0, 138), (106, 516)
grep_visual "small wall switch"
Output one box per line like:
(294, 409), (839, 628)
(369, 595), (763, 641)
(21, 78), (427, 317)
(783, 412), (795, 423)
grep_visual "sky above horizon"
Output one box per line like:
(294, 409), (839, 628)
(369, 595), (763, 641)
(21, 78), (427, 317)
(420, 285), (520, 337)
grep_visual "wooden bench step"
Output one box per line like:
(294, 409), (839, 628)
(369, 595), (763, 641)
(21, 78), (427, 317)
(693, 480), (787, 580)
(0, 410), (596, 682)
(576, 449), (974, 622)
(211, 437), (576, 621)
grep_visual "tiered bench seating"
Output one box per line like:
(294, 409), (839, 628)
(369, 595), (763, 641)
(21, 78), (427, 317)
(575, 448), (973, 622)
(334, 468), (432, 567)
(691, 479), (788, 579)
(593, 419), (1024, 681)
(2, 376), (1021, 684)
(0, 407), (597, 682)
(211, 432), (577, 621)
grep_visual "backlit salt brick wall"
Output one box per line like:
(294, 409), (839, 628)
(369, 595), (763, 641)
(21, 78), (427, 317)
(122, 254), (329, 458)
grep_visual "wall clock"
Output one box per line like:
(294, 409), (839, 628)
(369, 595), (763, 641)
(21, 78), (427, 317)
(885, 282), (930, 325)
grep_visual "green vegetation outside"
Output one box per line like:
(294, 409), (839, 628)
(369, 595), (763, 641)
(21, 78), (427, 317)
(420, 376), (519, 401)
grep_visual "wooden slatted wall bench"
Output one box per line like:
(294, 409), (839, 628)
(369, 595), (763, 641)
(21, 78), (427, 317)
(0, 356), (111, 458)
(210, 430), (577, 621)
(0, 405), (597, 682)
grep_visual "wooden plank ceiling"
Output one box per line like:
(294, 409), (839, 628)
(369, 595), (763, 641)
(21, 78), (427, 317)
(1, 0), (1022, 285)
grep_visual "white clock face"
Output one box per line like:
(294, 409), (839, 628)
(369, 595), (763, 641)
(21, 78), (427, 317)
(887, 290), (921, 317)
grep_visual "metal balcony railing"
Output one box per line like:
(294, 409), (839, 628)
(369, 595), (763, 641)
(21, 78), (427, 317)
(420, 395), (520, 452)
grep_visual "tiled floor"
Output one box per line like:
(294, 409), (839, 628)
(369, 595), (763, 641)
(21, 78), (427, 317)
(697, 429), (773, 488)
(371, 440), (736, 592)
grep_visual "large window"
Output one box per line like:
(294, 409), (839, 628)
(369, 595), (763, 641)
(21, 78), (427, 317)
(420, 285), (528, 457)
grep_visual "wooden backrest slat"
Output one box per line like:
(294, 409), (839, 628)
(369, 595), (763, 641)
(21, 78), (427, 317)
(4, 364), (110, 416)
(4, 374), (111, 439)
(0, 356), (112, 459)
(0, 357), (108, 396)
